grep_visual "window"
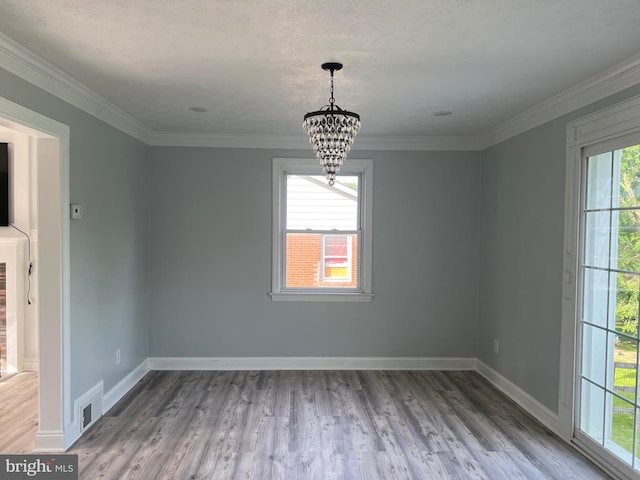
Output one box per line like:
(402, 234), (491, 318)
(562, 95), (640, 479)
(271, 158), (373, 302)
(578, 144), (640, 468)
(322, 234), (352, 281)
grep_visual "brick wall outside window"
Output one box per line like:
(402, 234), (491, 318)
(286, 233), (358, 288)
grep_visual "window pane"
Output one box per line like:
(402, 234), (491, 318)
(612, 273), (640, 338)
(607, 392), (634, 462)
(325, 236), (347, 246)
(618, 145), (640, 209)
(325, 247), (347, 257)
(616, 209), (640, 272)
(586, 152), (613, 210)
(584, 211), (611, 268)
(285, 232), (358, 289)
(612, 341), (637, 405)
(325, 235), (348, 257)
(286, 175), (358, 230)
(325, 257), (347, 266)
(582, 268), (609, 328)
(581, 324), (608, 387)
(580, 379), (605, 443)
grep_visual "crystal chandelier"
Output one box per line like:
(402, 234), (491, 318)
(303, 62), (361, 186)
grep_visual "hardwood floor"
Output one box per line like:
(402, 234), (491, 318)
(68, 370), (610, 479)
(0, 262), (6, 376)
(0, 371), (38, 453)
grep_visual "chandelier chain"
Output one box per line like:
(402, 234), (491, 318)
(329, 69), (335, 107)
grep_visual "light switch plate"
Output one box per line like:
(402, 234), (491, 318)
(71, 204), (83, 220)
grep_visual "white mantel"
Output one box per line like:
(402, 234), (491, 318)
(0, 227), (28, 374)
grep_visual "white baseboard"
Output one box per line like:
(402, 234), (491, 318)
(148, 356), (477, 371)
(34, 430), (65, 452)
(23, 357), (39, 371)
(102, 358), (151, 414)
(476, 360), (560, 434)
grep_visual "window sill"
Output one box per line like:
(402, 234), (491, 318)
(269, 292), (375, 302)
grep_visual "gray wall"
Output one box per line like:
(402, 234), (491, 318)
(149, 147), (481, 358)
(0, 68), (151, 405)
(478, 84), (640, 413)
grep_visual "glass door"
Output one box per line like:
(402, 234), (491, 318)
(578, 144), (640, 467)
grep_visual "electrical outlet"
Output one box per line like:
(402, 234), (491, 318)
(116, 348), (121, 365)
(493, 339), (499, 354)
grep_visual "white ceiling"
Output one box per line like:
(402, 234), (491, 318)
(0, 0), (640, 145)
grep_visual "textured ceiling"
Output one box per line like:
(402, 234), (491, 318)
(0, 0), (640, 139)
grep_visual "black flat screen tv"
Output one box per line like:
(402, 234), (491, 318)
(0, 143), (8, 226)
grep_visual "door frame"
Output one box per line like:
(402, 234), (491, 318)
(561, 93), (640, 478)
(0, 95), (70, 451)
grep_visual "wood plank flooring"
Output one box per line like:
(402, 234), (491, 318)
(68, 370), (610, 479)
(0, 371), (38, 453)
(0, 262), (7, 375)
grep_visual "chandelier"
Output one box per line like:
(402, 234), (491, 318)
(303, 62), (361, 186)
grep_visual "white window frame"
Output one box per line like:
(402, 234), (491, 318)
(322, 234), (353, 282)
(270, 157), (374, 302)
(561, 94), (640, 480)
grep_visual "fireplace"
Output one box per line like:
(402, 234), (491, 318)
(0, 263), (5, 376)
(0, 234), (27, 377)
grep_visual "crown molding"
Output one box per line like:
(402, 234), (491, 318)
(480, 52), (640, 149)
(3, 28), (639, 152)
(0, 32), (151, 144)
(356, 135), (481, 151)
(148, 131), (309, 149)
(149, 131), (481, 151)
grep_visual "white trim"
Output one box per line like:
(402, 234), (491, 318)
(569, 95), (640, 152)
(102, 358), (151, 414)
(149, 131), (481, 151)
(0, 32), (151, 144)
(33, 431), (65, 453)
(149, 132), (308, 149)
(23, 357), (39, 371)
(0, 97), (69, 139)
(572, 433), (639, 480)
(60, 126), (72, 443)
(476, 360), (560, 434)
(558, 122), (582, 441)
(148, 356), (476, 371)
(481, 52), (640, 149)
(269, 292), (374, 302)
(0, 96), (70, 453)
(356, 135), (481, 151)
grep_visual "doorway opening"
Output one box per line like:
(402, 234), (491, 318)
(0, 96), (70, 452)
